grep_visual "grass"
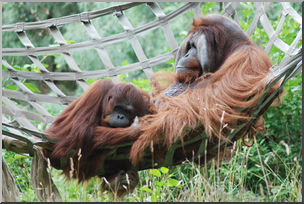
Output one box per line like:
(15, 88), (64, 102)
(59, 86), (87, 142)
(4, 138), (301, 202)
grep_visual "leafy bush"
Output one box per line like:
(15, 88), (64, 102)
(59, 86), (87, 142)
(245, 73), (302, 194)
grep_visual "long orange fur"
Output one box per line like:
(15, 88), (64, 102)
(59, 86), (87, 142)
(92, 14), (283, 166)
(42, 79), (154, 182)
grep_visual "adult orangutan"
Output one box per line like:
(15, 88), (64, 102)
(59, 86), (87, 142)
(92, 14), (283, 167)
(42, 79), (155, 186)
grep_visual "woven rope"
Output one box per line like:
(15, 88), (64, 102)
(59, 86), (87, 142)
(2, 1), (302, 156)
(1, 1), (301, 158)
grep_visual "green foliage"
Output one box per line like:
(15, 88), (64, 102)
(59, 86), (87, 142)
(236, 9), (302, 199)
(142, 168), (181, 201)
(243, 73), (302, 195)
(2, 150), (40, 202)
(2, 2), (80, 69)
(264, 73), (302, 140)
(2, 62), (42, 94)
(201, 2), (219, 14)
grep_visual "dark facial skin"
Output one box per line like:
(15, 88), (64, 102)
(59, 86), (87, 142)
(105, 103), (135, 128)
(164, 14), (252, 98)
(175, 33), (209, 82)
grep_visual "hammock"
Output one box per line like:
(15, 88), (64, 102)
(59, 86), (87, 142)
(2, 2), (302, 202)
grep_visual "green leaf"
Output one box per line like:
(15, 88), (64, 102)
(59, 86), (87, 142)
(187, 10), (194, 17)
(156, 181), (166, 187)
(118, 73), (127, 81)
(33, 67), (40, 73)
(151, 194), (158, 202)
(167, 178), (181, 188)
(139, 186), (153, 193)
(122, 60), (130, 66)
(160, 167), (169, 174)
(13, 65), (21, 70)
(42, 63), (49, 68)
(267, 112), (274, 118)
(46, 53), (60, 57)
(179, 31), (188, 37)
(4, 85), (18, 91)
(150, 169), (161, 178)
(30, 64), (37, 69)
(66, 39), (76, 44)
(24, 83), (41, 93)
(85, 78), (98, 85)
(5, 156), (14, 163)
(2, 64), (7, 70)
(14, 154), (26, 159)
(23, 64), (32, 69)
(103, 77), (111, 81)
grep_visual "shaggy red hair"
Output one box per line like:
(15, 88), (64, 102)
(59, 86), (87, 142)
(93, 15), (283, 166)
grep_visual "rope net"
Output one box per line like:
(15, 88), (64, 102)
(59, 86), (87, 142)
(2, 2), (302, 201)
(2, 2), (302, 132)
